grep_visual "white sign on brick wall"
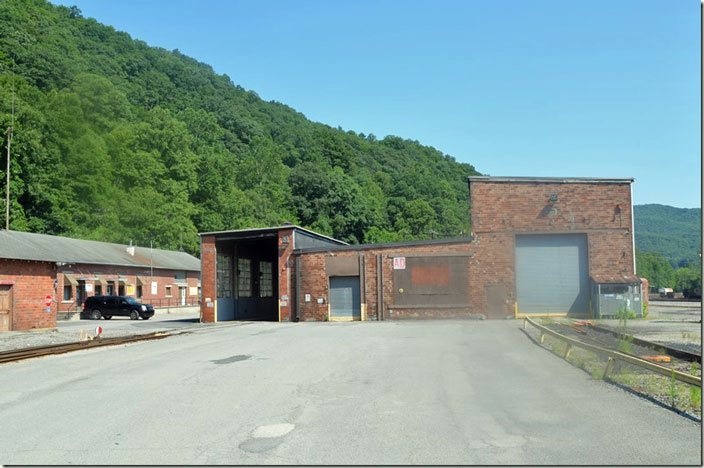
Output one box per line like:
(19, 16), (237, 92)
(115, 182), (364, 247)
(393, 257), (406, 270)
(151, 281), (158, 295)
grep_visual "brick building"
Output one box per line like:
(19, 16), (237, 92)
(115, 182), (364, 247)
(200, 176), (638, 322)
(0, 230), (200, 331)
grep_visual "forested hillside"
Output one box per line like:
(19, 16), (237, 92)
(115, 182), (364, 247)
(0, 0), (479, 255)
(634, 204), (701, 268)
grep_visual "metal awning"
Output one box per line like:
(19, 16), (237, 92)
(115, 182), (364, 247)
(96, 277), (108, 287)
(63, 274), (78, 286)
(136, 276), (147, 286)
(76, 276), (99, 281)
(115, 277), (128, 283)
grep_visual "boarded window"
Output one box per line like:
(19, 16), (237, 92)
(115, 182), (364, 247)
(393, 256), (469, 307)
(217, 252), (233, 298)
(259, 261), (273, 298)
(238, 258), (252, 298)
(411, 265), (449, 286)
(165, 285), (172, 297)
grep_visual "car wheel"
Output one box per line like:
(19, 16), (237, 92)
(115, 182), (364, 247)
(103, 315), (112, 320)
(90, 309), (101, 320)
(129, 311), (139, 320)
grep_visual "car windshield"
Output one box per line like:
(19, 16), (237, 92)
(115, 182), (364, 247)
(124, 297), (140, 305)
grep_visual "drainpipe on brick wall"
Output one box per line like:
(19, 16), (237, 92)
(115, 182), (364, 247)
(630, 183), (636, 274)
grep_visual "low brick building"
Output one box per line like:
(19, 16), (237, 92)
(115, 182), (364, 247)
(0, 231), (200, 331)
(200, 176), (638, 322)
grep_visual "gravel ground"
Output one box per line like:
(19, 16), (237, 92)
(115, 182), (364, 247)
(0, 327), (155, 352)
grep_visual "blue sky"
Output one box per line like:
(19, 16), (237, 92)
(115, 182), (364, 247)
(53, 0), (701, 208)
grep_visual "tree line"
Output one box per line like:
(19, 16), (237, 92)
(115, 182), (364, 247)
(0, 0), (479, 255)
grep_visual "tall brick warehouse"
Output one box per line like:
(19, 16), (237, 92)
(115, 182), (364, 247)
(200, 176), (640, 322)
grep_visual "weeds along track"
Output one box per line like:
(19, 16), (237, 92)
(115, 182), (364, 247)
(541, 322), (701, 375)
(529, 320), (702, 420)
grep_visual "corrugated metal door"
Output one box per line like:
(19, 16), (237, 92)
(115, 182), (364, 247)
(515, 234), (589, 315)
(329, 276), (361, 320)
(0, 285), (12, 331)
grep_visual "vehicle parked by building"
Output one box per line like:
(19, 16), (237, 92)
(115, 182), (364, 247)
(81, 296), (155, 320)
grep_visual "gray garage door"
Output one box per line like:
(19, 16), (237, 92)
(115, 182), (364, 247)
(515, 234), (589, 315)
(329, 276), (361, 320)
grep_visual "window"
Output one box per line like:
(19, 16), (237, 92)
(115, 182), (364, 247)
(165, 285), (172, 297)
(136, 285), (142, 298)
(217, 252), (233, 298)
(174, 271), (186, 282)
(95, 285), (102, 296)
(238, 258), (252, 297)
(63, 285), (72, 301)
(259, 261), (273, 298)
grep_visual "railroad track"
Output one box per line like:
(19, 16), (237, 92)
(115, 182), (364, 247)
(542, 322), (701, 373)
(0, 332), (180, 364)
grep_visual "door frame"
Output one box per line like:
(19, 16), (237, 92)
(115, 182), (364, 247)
(0, 284), (13, 331)
(327, 275), (362, 322)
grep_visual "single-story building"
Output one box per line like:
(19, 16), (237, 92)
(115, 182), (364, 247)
(200, 176), (639, 322)
(0, 230), (201, 331)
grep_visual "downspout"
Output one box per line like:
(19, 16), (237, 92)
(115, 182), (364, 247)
(630, 181), (636, 274)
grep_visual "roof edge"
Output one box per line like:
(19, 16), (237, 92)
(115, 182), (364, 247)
(294, 236), (473, 254)
(199, 225), (347, 245)
(467, 176), (635, 184)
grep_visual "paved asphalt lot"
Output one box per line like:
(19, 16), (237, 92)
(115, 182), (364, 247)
(0, 321), (700, 465)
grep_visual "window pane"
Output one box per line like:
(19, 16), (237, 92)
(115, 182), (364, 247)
(259, 261), (273, 297)
(63, 285), (72, 301)
(217, 252), (233, 298)
(238, 258), (252, 298)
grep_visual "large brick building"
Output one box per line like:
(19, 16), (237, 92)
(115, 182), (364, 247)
(0, 231), (200, 331)
(200, 176), (640, 322)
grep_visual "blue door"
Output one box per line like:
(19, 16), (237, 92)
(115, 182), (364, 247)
(329, 276), (361, 321)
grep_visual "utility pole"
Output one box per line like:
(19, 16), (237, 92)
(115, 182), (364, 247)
(5, 66), (14, 231)
(4, 124), (11, 231)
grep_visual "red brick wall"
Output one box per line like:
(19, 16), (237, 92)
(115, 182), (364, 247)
(277, 228), (295, 322)
(0, 259), (56, 330)
(470, 181), (633, 234)
(296, 242), (477, 321)
(200, 235), (216, 322)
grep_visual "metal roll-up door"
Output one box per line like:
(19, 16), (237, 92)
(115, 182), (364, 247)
(515, 234), (589, 315)
(329, 276), (361, 321)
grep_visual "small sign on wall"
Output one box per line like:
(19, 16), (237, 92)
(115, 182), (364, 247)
(305, 294), (311, 302)
(85, 283), (93, 292)
(151, 281), (158, 295)
(126, 285), (135, 296)
(189, 287), (197, 296)
(393, 257), (406, 270)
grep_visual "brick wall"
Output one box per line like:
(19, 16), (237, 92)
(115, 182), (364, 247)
(0, 259), (56, 330)
(200, 235), (216, 322)
(295, 242), (477, 321)
(470, 181), (633, 235)
(277, 228), (295, 321)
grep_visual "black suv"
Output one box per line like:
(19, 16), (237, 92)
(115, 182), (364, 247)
(81, 296), (155, 320)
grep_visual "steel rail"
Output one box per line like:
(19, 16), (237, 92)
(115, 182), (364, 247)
(524, 317), (701, 387)
(0, 332), (180, 364)
(582, 322), (701, 363)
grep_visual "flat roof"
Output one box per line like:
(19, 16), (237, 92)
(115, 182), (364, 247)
(467, 176), (635, 184)
(294, 236), (473, 254)
(199, 225), (347, 245)
(0, 230), (200, 270)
